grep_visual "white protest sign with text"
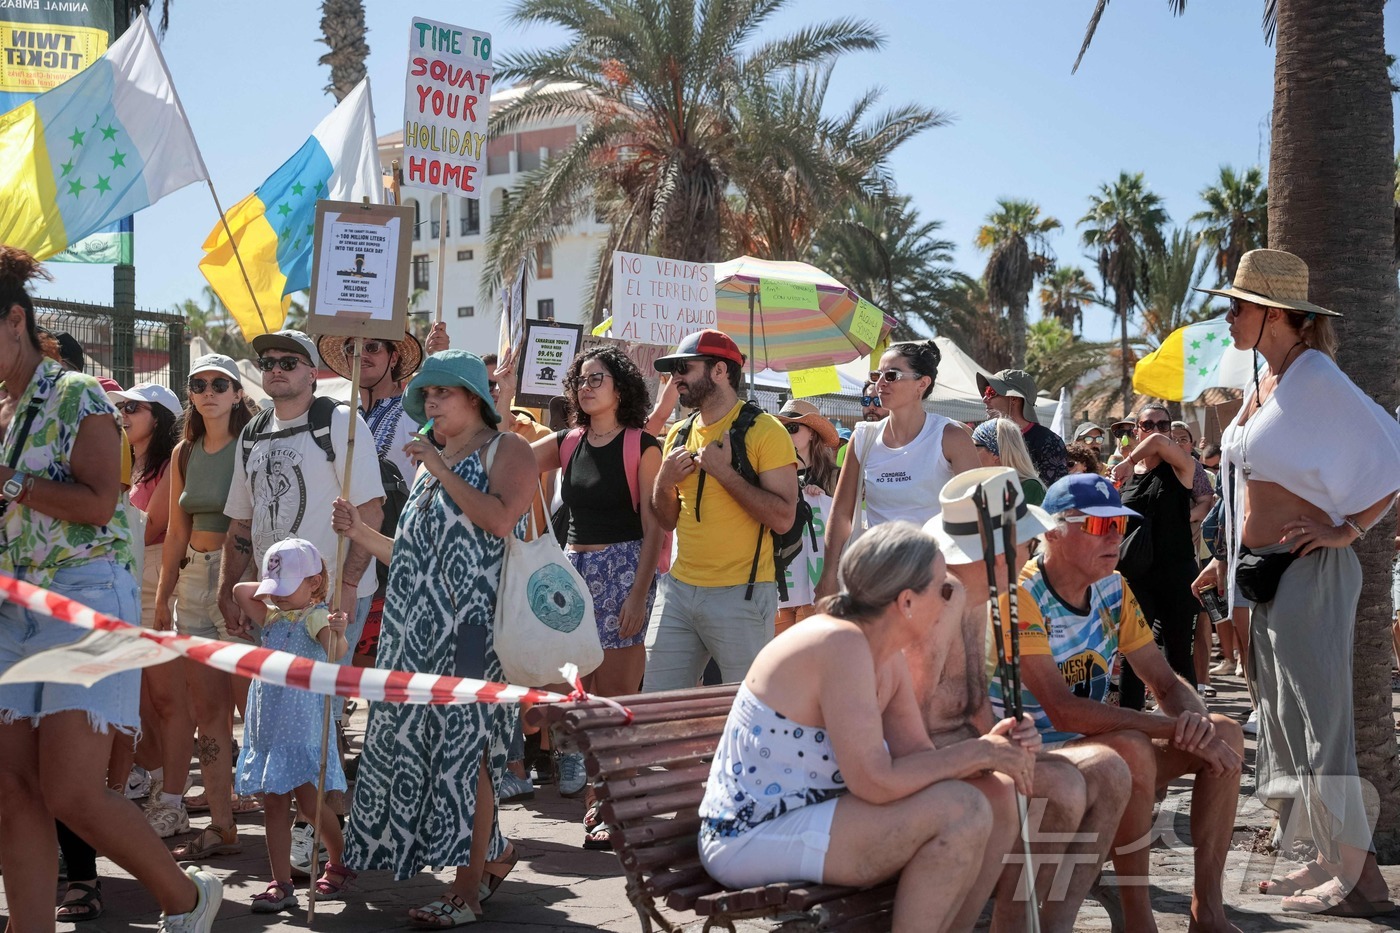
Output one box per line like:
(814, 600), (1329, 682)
(307, 200), (413, 341)
(779, 492), (831, 610)
(404, 17), (492, 196)
(611, 250), (716, 345)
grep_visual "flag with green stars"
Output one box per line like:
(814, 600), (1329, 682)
(1133, 314), (1263, 401)
(199, 77), (378, 339)
(0, 13), (207, 262)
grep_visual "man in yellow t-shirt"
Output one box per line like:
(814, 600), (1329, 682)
(647, 330), (798, 691)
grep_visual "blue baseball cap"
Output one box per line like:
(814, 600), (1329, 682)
(1041, 474), (1141, 519)
(403, 350), (501, 426)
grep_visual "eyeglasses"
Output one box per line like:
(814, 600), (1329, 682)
(115, 400), (148, 415)
(256, 356), (308, 372)
(346, 339), (392, 356)
(1064, 514), (1130, 537)
(565, 372), (611, 390)
(188, 376), (234, 395)
(1138, 419), (1171, 432)
(859, 395), (879, 407)
(870, 369), (916, 384)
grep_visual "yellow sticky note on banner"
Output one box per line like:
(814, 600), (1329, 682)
(849, 298), (884, 348)
(760, 278), (819, 309)
(789, 366), (841, 398)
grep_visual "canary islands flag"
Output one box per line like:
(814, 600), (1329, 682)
(1133, 315), (1263, 401)
(0, 13), (208, 261)
(199, 78), (379, 339)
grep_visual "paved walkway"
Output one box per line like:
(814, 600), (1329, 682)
(7, 675), (1400, 932)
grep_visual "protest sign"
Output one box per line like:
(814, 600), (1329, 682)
(779, 492), (831, 609)
(759, 277), (819, 311)
(403, 17), (492, 196)
(518, 319), (583, 407)
(788, 365), (841, 399)
(306, 200), (413, 340)
(611, 250), (716, 345)
(849, 298), (884, 348)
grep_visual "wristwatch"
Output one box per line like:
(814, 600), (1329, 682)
(2, 474), (23, 500)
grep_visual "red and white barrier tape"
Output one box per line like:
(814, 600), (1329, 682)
(0, 573), (570, 706)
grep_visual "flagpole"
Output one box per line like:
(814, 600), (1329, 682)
(204, 180), (271, 335)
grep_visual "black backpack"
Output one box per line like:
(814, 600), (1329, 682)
(240, 396), (410, 587)
(670, 401), (815, 601)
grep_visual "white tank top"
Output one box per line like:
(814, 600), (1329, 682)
(853, 412), (957, 527)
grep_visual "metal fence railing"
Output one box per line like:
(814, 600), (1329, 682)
(32, 298), (187, 396)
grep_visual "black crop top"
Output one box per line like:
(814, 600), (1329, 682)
(554, 429), (661, 545)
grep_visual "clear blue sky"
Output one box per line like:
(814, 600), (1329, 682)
(39, 0), (1398, 343)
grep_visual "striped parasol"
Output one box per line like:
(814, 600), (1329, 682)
(713, 256), (896, 377)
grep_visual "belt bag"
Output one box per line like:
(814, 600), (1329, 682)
(1234, 547), (1298, 603)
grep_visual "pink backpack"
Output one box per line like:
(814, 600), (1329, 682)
(557, 427), (672, 574)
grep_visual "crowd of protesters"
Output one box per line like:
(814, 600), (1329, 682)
(0, 246), (1397, 931)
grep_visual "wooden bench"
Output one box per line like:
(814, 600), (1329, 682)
(528, 683), (897, 932)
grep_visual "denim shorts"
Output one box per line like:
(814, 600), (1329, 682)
(0, 560), (141, 734)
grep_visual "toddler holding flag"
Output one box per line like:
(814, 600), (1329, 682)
(231, 538), (354, 911)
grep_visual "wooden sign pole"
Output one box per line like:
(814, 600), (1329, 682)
(434, 196), (448, 323)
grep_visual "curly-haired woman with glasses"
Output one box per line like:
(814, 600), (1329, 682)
(817, 340), (979, 598)
(530, 345), (663, 849)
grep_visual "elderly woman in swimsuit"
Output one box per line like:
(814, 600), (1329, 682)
(700, 521), (1034, 933)
(1193, 250), (1400, 919)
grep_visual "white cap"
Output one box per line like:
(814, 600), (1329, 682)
(189, 353), (241, 384)
(254, 538), (324, 598)
(109, 383), (182, 417)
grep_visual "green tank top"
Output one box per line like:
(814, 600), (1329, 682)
(179, 437), (236, 534)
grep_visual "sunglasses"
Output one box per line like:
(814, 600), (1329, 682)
(1064, 514), (1130, 536)
(674, 358), (715, 377)
(256, 356), (308, 372)
(488, 380), (498, 392)
(1138, 419), (1172, 432)
(982, 385), (998, 402)
(188, 376), (234, 395)
(870, 369), (916, 384)
(1226, 297), (1252, 319)
(346, 339), (393, 356)
(115, 400), (148, 415)
(1081, 435), (1104, 445)
(859, 395), (879, 407)
(564, 372), (610, 390)
(784, 423), (806, 435)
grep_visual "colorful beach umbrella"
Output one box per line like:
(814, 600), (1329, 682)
(712, 256), (895, 377)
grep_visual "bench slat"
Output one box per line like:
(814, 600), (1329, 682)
(644, 863), (711, 897)
(694, 882), (789, 915)
(588, 736), (717, 773)
(604, 786), (706, 824)
(665, 878), (725, 912)
(577, 714), (730, 753)
(621, 838), (703, 872)
(612, 814), (702, 849)
(599, 763), (711, 801)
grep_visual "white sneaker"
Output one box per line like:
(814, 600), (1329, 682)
(146, 803), (191, 839)
(158, 867), (222, 933)
(1243, 709), (1258, 736)
(1235, 662), (1245, 677)
(1209, 659), (1235, 677)
(289, 822), (327, 878)
(124, 766), (151, 800)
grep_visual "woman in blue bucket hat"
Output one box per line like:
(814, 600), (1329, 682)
(332, 350), (537, 923)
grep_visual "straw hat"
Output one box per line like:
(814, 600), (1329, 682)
(774, 399), (839, 449)
(924, 467), (1054, 566)
(1194, 249), (1342, 317)
(317, 332), (425, 382)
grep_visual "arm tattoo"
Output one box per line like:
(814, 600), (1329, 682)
(233, 535), (252, 555)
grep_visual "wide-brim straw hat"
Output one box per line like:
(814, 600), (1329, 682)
(774, 399), (839, 449)
(1193, 249), (1342, 317)
(317, 332), (425, 382)
(924, 467), (1055, 566)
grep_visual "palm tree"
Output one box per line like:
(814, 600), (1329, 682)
(484, 0), (883, 320)
(1078, 171), (1168, 408)
(1024, 318), (1074, 385)
(176, 286), (253, 360)
(1037, 265), (1098, 335)
(1140, 227), (1213, 343)
(1191, 165), (1268, 284)
(932, 278), (1011, 370)
(810, 195), (971, 326)
(727, 67), (947, 262)
(317, 0), (369, 102)
(975, 199), (1060, 368)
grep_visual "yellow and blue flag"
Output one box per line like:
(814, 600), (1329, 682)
(199, 78), (379, 339)
(1133, 315), (1263, 401)
(0, 12), (208, 261)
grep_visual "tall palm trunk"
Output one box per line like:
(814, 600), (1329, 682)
(1116, 287), (1131, 410)
(1009, 296), (1028, 368)
(318, 0), (369, 102)
(1270, 0), (1400, 859)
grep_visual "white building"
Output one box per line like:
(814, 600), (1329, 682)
(378, 83), (609, 354)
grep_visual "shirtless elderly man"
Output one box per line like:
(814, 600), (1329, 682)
(999, 474), (1244, 933)
(907, 468), (1130, 932)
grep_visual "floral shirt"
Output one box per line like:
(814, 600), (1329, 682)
(0, 359), (134, 583)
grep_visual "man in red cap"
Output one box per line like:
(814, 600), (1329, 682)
(647, 330), (799, 691)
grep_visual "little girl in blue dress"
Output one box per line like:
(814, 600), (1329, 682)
(232, 537), (354, 912)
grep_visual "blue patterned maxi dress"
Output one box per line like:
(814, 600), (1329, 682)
(344, 442), (520, 879)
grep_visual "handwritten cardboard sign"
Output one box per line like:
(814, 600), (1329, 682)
(849, 298), (884, 348)
(403, 17), (492, 196)
(611, 250), (716, 345)
(788, 365), (841, 398)
(759, 277), (818, 310)
(307, 200), (413, 340)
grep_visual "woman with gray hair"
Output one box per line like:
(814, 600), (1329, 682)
(698, 521), (1034, 933)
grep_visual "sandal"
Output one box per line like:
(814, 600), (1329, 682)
(251, 880), (297, 914)
(1282, 878), (1396, 917)
(173, 824), (243, 861)
(184, 792), (211, 814)
(478, 844), (518, 903)
(582, 802), (603, 832)
(56, 880), (103, 922)
(314, 861), (358, 900)
(409, 892), (476, 928)
(231, 793), (264, 814)
(1259, 860), (1334, 896)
